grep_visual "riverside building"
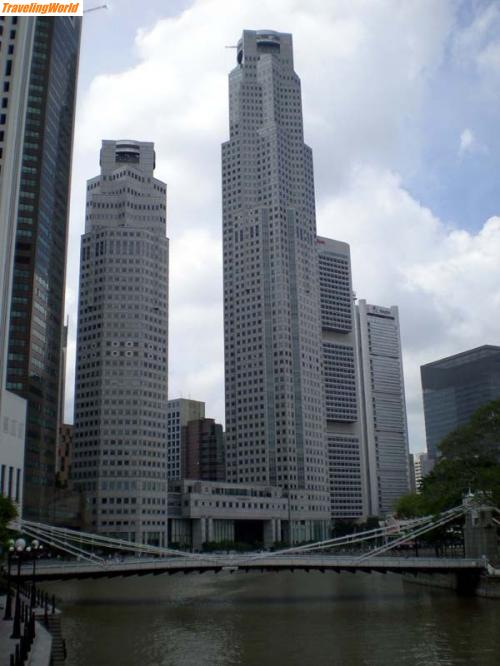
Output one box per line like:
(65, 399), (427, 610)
(73, 140), (169, 546)
(421, 345), (500, 459)
(222, 30), (330, 543)
(356, 301), (410, 516)
(0, 17), (81, 517)
(317, 238), (367, 521)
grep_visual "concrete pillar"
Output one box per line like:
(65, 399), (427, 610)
(192, 518), (206, 551)
(206, 517), (214, 543)
(464, 506), (499, 564)
(263, 520), (274, 548)
(276, 519), (282, 543)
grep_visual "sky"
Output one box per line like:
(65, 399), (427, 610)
(64, 0), (500, 453)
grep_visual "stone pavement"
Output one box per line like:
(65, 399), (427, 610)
(0, 595), (52, 666)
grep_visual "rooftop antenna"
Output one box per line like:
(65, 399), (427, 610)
(84, 4), (108, 14)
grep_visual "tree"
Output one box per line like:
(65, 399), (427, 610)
(396, 399), (500, 517)
(0, 495), (17, 550)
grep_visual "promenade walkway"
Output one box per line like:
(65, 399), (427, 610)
(0, 594), (52, 666)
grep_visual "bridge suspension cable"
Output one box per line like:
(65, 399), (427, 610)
(10, 519), (220, 563)
(246, 505), (466, 562)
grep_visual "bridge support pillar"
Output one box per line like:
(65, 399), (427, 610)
(464, 505), (499, 565)
(455, 570), (481, 596)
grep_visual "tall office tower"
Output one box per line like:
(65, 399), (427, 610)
(167, 398), (205, 479)
(413, 452), (434, 492)
(421, 345), (500, 459)
(222, 30), (330, 543)
(317, 238), (367, 522)
(182, 418), (225, 482)
(73, 140), (169, 546)
(356, 301), (410, 516)
(0, 17), (81, 517)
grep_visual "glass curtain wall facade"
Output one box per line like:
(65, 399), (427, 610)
(421, 346), (500, 459)
(222, 30), (330, 543)
(4, 17), (81, 520)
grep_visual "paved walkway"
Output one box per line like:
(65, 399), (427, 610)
(0, 595), (52, 666)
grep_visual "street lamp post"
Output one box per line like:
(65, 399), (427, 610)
(30, 540), (43, 609)
(10, 538), (28, 639)
(3, 540), (15, 620)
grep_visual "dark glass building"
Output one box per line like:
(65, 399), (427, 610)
(182, 418), (226, 482)
(421, 345), (500, 459)
(4, 17), (81, 520)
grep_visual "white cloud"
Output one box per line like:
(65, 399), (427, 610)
(458, 127), (486, 156)
(319, 167), (500, 450)
(64, 0), (500, 454)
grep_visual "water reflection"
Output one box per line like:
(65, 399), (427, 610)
(42, 571), (500, 666)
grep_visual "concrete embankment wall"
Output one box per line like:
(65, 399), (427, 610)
(403, 572), (500, 598)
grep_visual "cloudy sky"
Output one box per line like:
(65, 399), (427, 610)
(64, 0), (500, 452)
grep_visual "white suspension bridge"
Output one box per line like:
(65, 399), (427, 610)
(4, 499), (499, 594)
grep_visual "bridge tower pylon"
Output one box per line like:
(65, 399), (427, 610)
(463, 495), (499, 566)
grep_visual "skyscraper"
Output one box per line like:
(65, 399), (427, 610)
(182, 418), (225, 482)
(421, 345), (500, 459)
(222, 30), (330, 542)
(317, 237), (367, 521)
(167, 398), (205, 479)
(73, 140), (169, 546)
(356, 301), (410, 516)
(1, 17), (81, 519)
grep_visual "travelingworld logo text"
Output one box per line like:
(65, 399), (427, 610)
(1, 2), (82, 15)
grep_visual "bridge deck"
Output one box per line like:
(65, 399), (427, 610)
(11, 555), (487, 582)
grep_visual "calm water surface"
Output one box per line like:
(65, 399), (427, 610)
(43, 571), (500, 666)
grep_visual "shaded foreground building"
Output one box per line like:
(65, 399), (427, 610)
(73, 140), (169, 546)
(421, 345), (500, 459)
(167, 398), (205, 479)
(356, 301), (410, 516)
(317, 237), (367, 521)
(1, 17), (81, 518)
(222, 30), (330, 542)
(182, 418), (225, 482)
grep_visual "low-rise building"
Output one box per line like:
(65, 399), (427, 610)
(168, 480), (288, 549)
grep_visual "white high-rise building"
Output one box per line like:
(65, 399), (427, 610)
(167, 398), (205, 479)
(356, 301), (410, 516)
(73, 140), (169, 546)
(222, 30), (330, 543)
(317, 238), (368, 521)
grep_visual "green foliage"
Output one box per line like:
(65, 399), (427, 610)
(396, 399), (500, 518)
(0, 494), (17, 549)
(395, 493), (427, 518)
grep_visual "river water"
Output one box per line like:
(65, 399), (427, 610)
(43, 571), (500, 666)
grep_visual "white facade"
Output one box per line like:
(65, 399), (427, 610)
(167, 398), (205, 479)
(0, 18), (32, 507)
(0, 390), (26, 508)
(356, 301), (410, 516)
(222, 30), (330, 542)
(73, 140), (169, 546)
(317, 238), (368, 521)
(413, 452), (434, 492)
